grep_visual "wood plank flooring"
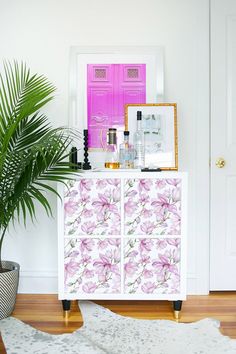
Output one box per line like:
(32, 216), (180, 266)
(1, 292), (236, 353)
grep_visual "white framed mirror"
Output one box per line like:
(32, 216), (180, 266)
(69, 46), (164, 168)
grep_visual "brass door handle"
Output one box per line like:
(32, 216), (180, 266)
(215, 158), (226, 168)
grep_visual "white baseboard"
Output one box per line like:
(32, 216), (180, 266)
(18, 270), (205, 295)
(18, 270), (58, 294)
(187, 273), (206, 295)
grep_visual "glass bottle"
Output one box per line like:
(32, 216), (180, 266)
(104, 128), (120, 169)
(133, 111), (144, 168)
(119, 131), (134, 169)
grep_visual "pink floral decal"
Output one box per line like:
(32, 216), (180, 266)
(124, 238), (180, 294)
(124, 178), (181, 235)
(64, 238), (121, 294)
(64, 179), (121, 236)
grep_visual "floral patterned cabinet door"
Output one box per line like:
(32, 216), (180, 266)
(58, 172), (187, 302)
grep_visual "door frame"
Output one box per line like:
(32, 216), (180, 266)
(188, 0), (210, 294)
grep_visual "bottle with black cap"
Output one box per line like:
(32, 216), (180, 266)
(104, 128), (120, 169)
(133, 111), (144, 168)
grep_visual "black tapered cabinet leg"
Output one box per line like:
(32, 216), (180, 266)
(62, 300), (71, 319)
(173, 300), (182, 320)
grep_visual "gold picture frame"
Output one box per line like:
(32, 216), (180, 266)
(125, 103), (178, 170)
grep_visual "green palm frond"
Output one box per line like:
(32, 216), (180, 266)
(0, 61), (55, 155)
(0, 61), (79, 263)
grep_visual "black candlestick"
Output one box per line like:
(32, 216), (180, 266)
(70, 147), (78, 170)
(83, 129), (91, 170)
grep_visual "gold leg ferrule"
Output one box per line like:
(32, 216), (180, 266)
(64, 310), (70, 321)
(174, 310), (180, 320)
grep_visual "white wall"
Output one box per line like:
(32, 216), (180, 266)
(0, 0), (210, 294)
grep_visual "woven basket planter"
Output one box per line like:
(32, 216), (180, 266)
(0, 261), (20, 319)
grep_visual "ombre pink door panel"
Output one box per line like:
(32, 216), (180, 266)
(87, 65), (113, 148)
(114, 64), (146, 125)
(87, 64), (146, 148)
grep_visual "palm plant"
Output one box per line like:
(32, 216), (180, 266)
(0, 61), (77, 270)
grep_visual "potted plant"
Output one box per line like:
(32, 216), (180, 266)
(0, 61), (77, 319)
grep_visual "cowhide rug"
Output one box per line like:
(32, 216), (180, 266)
(0, 301), (236, 353)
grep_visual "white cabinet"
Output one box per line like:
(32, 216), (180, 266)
(58, 171), (187, 310)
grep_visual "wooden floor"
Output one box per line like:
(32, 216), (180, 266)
(1, 292), (236, 353)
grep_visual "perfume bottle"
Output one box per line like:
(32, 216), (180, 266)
(119, 131), (134, 169)
(104, 128), (120, 169)
(133, 111), (145, 168)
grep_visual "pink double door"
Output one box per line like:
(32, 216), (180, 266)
(87, 64), (146, 148)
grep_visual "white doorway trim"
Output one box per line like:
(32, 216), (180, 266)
(188, 0), (210, 294)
